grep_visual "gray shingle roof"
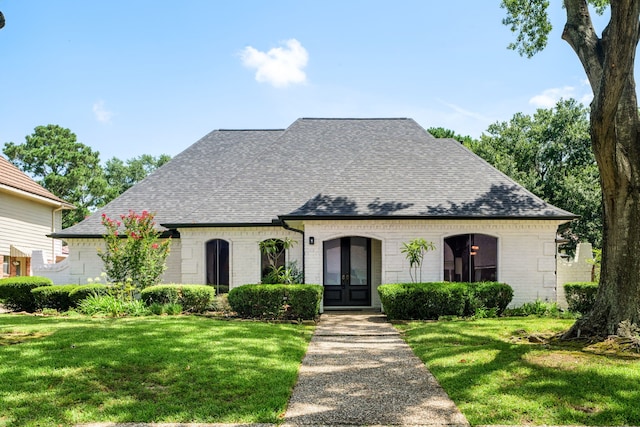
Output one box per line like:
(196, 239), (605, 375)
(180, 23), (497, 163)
(54, 118), (575, 237)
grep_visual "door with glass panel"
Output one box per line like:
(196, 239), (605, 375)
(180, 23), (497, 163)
(323, 237), (371, 306)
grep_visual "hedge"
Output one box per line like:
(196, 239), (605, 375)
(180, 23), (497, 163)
(466, 281), (514, 315)
(378, 282), (468, 320)
(140, 284), (215, 313)
(378, 281), (514, 320)
(564, 281), (598, 314)
(0, 276), (53, 312)
(68, 284), (110, 306)
(32, 285), (80, 311)
(228, 284), (323, 320)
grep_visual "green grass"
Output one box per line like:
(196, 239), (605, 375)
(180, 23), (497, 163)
(0, 314), (314, 426)
(396, 317), (640, 426)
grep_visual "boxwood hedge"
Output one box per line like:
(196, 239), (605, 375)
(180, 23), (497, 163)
(564, 281), (598, 314)
(0, 276), (53, 312)
(140, 284), (215, 313)
(32, 285), (80, 311)
(68, 284), (110, 306)
(378, 281), (514, 320)
(228, 284), (323, 320)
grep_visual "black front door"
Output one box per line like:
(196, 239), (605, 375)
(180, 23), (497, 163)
(323, 237), (371, 306)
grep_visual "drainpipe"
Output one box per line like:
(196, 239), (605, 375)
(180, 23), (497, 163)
(280, 220), (305, 283)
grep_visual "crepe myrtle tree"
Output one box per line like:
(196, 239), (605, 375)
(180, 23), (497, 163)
(98, 210), (171, 293)
(502, 0), (640, 338)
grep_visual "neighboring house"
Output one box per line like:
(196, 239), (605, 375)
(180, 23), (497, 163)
(0, 155), (74, 278)
(51, 118), (577, 308)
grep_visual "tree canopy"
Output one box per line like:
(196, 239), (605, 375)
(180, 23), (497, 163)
(467, 99), (602, 250)
(3, 125), (170, 228)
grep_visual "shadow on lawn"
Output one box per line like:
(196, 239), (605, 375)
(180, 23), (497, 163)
(400, 318), (640, 426)
(0, 315), (311, 426)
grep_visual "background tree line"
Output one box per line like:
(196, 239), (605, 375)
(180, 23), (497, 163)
(429, 98), (601, 254)
(3, 124), (170, 228)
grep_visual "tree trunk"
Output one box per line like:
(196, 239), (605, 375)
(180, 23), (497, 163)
(562, 0), (640, 338)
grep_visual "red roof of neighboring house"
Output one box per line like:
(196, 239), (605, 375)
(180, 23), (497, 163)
(0, 155), (72, 206)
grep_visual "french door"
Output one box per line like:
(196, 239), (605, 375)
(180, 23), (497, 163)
(323, 237), (371, 306)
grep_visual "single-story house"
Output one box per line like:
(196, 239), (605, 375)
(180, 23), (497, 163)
(1, 155), (74, 278)
(51, 118), (576, 309)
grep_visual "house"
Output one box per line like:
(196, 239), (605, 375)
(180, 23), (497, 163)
(50, 118), (576, 308)
(0, 155), (74, 278)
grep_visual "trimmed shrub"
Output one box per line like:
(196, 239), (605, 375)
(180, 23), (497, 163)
(466, 282), (514, 315)
(378, 282), (468, 320)
(0, 276), (53, 312)
(32, 285), (79, 311)
(228, 284), (323, 320)
(140, 284), (215, 313)
(68, 284), (110, 306)
(564, 281), (598, 314)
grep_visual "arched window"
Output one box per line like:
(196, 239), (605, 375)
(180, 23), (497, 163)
(260, 238), (286, 283)
(206, 239), (229, 294)
(444, 234), (497, 282)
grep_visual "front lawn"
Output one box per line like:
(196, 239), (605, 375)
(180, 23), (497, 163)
(0, 314), (313, 426)
(396, 317), (640, 426)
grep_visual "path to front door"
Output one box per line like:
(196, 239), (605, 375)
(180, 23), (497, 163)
(283, 311), (470, 426)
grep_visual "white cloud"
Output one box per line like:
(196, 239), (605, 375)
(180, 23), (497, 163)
(529, 86), (577, 108)
(240, 39), (308, 88)
(93, 100), (113, 123)
(529, 85), (594, 108)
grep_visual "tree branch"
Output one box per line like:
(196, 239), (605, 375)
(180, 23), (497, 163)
(562, 0), (603, 91)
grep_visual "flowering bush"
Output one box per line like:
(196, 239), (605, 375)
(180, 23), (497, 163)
(98, 210), (171, 291)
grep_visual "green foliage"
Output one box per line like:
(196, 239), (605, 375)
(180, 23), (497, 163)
(68, 284), (110, 306)
(31, 285), (79, 311)
(379, 281), (514, 320)
(465, 281), (514, 315)
(2, 125), (171, 227)
(0, 276), (53, 312)
(259, 238), (300, 284)
(2, 125), (106, 227)
(77, 294), (150, 317)
(564, 281), (598, 314)
(140, 284), (215, 313)
(465, 99), (601, 251)
(103, 154), (171, 204)
(98, 210), (171, 290)
(400, 238), (435, 283)
(228, 284), (323, 320)
(501, 0), (552, 58)
(504, 299), (567, 318)
(427, 127), (475, 145)
(378, 282), (468, 320)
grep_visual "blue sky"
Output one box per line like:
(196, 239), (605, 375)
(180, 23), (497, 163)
(0, 1), (603, 162)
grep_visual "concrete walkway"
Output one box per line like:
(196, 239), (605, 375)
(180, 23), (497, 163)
(283, 311), (470, 426)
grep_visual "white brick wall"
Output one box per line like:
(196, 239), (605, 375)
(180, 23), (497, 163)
(59, 218), (567, 308)
(178, 227), (302, 289)
(39, 237), (181, 285)
(302, 218), (565, 308)
(556, 242), (593, 308)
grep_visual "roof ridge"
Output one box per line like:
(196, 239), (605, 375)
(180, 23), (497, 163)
(301, 117), (408, 121)
(217, 128), (285, 132)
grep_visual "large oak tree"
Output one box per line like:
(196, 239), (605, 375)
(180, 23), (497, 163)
(503, 0), (640, 337)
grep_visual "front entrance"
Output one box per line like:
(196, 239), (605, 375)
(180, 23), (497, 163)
(323, 237), (371, 306)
